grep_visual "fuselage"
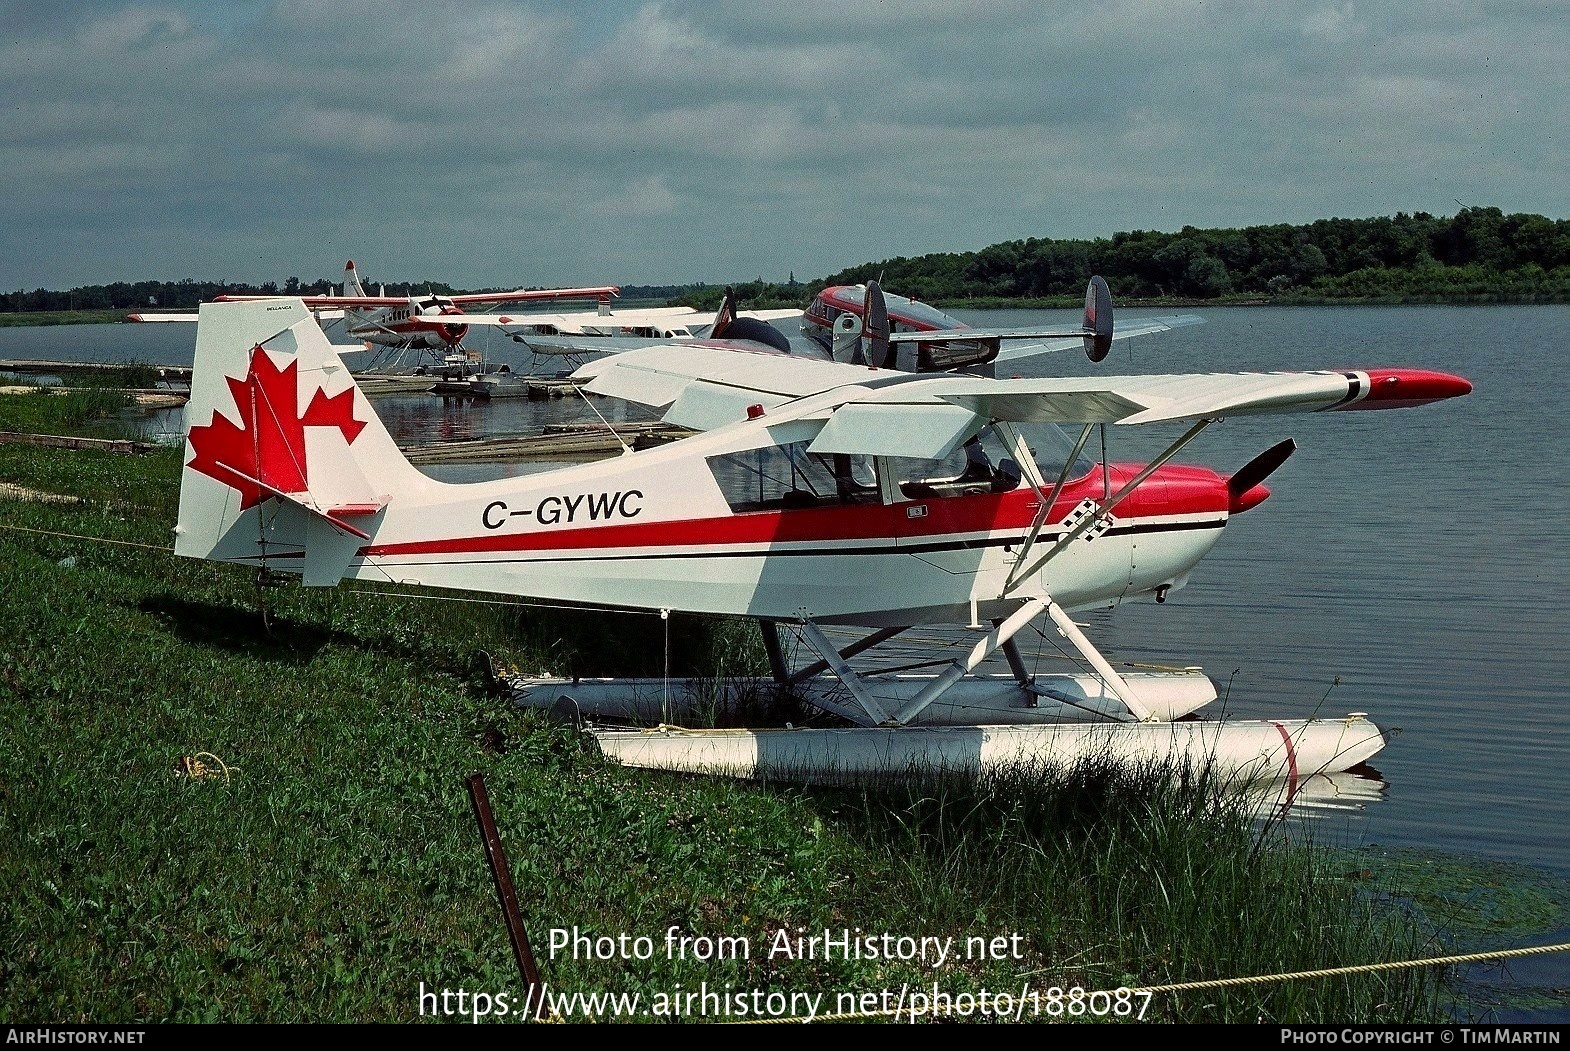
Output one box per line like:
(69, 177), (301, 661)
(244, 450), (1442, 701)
(345, 297), (470, 349)
(181, 303), (1284, 630)
(347, 450), (1236, 626)
(295, 377), (1249, 626)
(803, 285), (998, 371)
(803, 284), (968, 347)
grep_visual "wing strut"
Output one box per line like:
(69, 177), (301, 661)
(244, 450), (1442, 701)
(997, 421), (1096, 592)
(1003, 417), (1217, 595)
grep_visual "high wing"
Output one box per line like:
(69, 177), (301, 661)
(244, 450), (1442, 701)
(890, 314), (1201, 348)
(129, 309), (346, 323)
(574, 344), (1472, 452)
(211, 286), (620, 309)
(477, 306), (802, 330)
(504, 290), (802, 356)
(445, 286), (621, 307)
(452, 306), (705, 330)
(990, 315), (1204, 362)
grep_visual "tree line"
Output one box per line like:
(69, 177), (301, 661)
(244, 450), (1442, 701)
(9, 207), (1570, 314)
(805, 207), (1570, 305)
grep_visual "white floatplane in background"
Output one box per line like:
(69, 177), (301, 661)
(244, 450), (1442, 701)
(454, 285), (803, 357)
(172, 282), (1471, 785)
(131, 259), (622, 364)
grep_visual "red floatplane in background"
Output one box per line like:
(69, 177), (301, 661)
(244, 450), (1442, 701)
(171, 280), (1471, 786)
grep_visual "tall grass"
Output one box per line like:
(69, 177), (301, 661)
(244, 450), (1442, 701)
(0, 385), (135, 435)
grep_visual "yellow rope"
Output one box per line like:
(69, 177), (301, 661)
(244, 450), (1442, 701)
(179, 751), (237, 783)
(1137, 940), (1570, 994)
(0, 522), (173, 552)
(722, 940), (1570, 1024)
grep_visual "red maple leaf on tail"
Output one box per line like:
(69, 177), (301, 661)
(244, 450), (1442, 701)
(187, 345), (367, 510)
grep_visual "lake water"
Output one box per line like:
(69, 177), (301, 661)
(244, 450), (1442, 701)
(4, 307), (1567, 1018)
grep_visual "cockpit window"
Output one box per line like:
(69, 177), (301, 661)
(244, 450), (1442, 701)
(707, 441), (880, 512)
(886, 295), (964, 329)
(886, 423), (1093, 500)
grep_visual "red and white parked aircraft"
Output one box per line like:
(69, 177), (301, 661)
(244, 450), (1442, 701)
(500, 276), (1198, 374)
(801, 276), (1202, 371)
(173, 289), (1471, 784)
(130, 260), (621, 354)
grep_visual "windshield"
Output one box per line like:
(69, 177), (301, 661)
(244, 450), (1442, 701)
(885, 423), (1093, 500)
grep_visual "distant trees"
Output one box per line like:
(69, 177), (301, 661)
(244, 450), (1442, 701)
(807, 207), (1570, 304)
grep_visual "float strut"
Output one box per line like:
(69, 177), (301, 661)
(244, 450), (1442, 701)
(893, 598), (1047, 725)
(1043, 600), (1155, 721)
(1000, 632), (1033, 688)
(797, 620), (893, 726)
(759, 621), (789, 684)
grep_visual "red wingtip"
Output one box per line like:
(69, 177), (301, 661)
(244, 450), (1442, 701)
(1350, 369), (1473, 409)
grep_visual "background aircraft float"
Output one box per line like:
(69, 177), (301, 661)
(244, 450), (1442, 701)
(173, 291), (1470, 786)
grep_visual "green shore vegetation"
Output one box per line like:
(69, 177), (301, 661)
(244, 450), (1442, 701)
(699, 206), (1570, 311)
(0, 394), (1513, 1023)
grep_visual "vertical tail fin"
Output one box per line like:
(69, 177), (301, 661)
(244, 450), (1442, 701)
(175, 299), (427, 584)
(342, 259), (368, 298)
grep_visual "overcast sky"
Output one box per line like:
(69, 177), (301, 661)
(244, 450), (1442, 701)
(2, 0), (1565, 290)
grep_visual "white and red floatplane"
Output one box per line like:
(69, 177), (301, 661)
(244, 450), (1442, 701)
(173, 280), (1471, 788)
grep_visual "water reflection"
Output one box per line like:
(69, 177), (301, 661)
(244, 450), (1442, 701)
(1241, 767), (1389, 821)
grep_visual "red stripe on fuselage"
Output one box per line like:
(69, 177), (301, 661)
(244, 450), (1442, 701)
(362, 463), (1230, 558)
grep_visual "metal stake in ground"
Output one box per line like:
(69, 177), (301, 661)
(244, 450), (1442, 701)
(465, 772), (544, 1019)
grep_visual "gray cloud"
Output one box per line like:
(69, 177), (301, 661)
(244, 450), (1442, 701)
(2, 0), (1565, 289)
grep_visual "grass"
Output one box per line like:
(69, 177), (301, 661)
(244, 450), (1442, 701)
(0, 386), (138, 436)
(0, 310), (135, 328)
(0, 443), (1471, 1023)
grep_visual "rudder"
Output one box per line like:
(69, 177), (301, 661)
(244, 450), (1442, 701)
(175, 299), (426, 584)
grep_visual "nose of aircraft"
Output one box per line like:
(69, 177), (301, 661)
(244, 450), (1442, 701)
(1228, 481), (1272, 514)
(1224, 438), (1298, 515)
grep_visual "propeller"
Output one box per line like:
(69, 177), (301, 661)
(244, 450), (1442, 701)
(1083, 275), (1114, 362)
(863, 279), (891, 368)
(1227, 438), (1297, 512)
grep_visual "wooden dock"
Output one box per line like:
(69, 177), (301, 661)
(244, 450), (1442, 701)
(352, 373), (439, 396)
(0, 359), (193, 384)
(0, 431), (161, 455)
(399, 422), (692, 464)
